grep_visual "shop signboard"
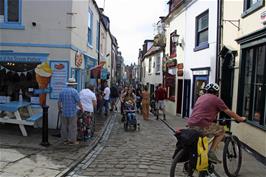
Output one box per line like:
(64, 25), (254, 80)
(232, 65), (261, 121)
(49, 61), (69, 99)
(166, 59), (177, 68)
(0, 52), (48, 63)
(75, 51), (83, 68)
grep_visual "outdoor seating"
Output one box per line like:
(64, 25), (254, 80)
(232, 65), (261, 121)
(0, 101), (42, 136)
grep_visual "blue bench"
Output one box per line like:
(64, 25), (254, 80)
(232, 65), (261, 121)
(26, 112), (43, 122)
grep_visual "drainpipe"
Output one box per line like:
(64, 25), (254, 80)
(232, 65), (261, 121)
(216, 0), (223, 84)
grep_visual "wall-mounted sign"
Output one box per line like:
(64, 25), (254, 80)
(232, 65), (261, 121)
(0, 52), (48, 63)
(49, 61), (69, 99)
(166, 59), (177, 68)
(261, 11), (266, 25)
(192, 70), (209, 75)
(75, 51), (83, 68)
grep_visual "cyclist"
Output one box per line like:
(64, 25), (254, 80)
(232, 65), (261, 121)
(187, 83), (246, 163)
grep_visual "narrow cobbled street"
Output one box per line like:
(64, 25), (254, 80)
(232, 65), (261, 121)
(66, 112), (266, 177)
(67, 112), (182, 177)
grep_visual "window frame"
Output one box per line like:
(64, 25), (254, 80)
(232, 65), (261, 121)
(170, 31), (177, 58)
(0, 0), (24, 30)
(242, 0), (264, 18)
(148, 58), (152, 74)
(238, 44), (266, 130)
(87, 8), (93, 48)
(194, 10), (209, 52)
(155, 53), (161, 74)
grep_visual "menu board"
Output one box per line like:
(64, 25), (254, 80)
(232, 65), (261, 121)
(49, 61), (69, 99)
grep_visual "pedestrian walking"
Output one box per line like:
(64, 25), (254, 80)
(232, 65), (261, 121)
(78, 83), (97, 140)
(135, 85), (142, 113)
(141, 86), (150, 120)
(155, 83), (167, 120)
(58, 78), (83, 145)
(103, 81), (110, 116)
(110, 83), (119, 112)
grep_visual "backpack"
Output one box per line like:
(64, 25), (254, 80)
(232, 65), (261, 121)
(196, 136), (209, 172)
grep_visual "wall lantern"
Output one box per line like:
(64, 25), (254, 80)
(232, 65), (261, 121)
(171, 33), (182, 47)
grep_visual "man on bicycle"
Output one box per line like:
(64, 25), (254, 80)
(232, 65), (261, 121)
(187, 83), (246, 163)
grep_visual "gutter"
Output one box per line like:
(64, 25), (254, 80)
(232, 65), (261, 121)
(215, 0), (223, 83)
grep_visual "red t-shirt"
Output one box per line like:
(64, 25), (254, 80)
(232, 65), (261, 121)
(187, 94), (228, 128)
(155, 88), (167, 101)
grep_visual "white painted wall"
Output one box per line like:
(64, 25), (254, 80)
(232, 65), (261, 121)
(142, 51), (163, 86)
(0, 0), (72, 44)
(165, 7), (186, 116)
(71, 0), (100, 60)
(184, 0), (218, 114)
(184, 0), (217, 81)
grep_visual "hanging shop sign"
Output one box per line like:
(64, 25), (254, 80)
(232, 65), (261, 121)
(75, 51), (83, 68)
(84, 55), (97, 69)
(166, 59), (177, 68)
(49, 61), (69, 99)
(0, 52), (48, 63)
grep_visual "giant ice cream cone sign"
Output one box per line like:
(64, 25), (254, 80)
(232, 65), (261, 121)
(35, 62), (52, 106)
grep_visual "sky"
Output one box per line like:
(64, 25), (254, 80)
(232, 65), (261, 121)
(95, 0), (169, 65)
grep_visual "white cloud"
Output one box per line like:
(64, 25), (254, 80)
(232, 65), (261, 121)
(95, 0), (168, 65)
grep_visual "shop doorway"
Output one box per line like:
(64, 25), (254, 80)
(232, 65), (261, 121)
(220, 49), (235, 120)
(176, 79), (183, 115)
(182, 79), (191, 118)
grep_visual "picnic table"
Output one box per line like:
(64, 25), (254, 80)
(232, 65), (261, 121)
(0, 101), (42, 136)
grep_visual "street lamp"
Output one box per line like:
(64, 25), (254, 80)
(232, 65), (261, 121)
(171, 33), (182, 47)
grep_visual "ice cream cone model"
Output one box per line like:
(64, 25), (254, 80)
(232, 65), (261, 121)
(35, 62), (52, 106)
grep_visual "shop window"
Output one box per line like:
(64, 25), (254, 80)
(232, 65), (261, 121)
(194, 10), (209, 52)
(242, 0), (264, 18)
(239, 44), (266, 127)
(155, 54), (161, 74)
(170, 31), (177, 58)
(0, 0), (24, 29)
(0, 63), (39, 103)
(88, 9), (93, 47)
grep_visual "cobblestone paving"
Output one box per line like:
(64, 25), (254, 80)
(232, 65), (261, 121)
(67, 113), (186, 177)
(67, 113), (266, 177)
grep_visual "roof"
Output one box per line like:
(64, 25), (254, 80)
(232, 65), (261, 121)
(143, 46), (163, 59)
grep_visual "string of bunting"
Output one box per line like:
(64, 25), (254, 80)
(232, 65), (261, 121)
(0, 65), (35, 76)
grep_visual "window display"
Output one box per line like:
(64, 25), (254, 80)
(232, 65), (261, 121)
(0, 62), (39, 104)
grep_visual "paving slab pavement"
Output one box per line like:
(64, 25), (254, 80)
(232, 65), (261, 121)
(0, 113), (111, 177)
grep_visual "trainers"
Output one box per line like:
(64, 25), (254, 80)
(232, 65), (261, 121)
(208, 150), (222, 163)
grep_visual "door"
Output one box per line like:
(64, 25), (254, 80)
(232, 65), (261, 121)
(192, 75), (208, 107)
(176, 79), (183, 114)
(182, 79), (191, 118)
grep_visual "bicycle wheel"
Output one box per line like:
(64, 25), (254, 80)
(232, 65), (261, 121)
(170, 149), (192, 177)
(223, 135), (242, 177)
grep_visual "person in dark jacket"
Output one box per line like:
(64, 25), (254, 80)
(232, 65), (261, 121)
(110, 83), (119, 111)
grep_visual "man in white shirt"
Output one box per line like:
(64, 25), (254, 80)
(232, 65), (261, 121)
(79, 83), (97, 113)
(103, 82), (110, 116)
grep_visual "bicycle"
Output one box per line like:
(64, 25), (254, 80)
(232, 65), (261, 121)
(169, 119), (243, 177)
